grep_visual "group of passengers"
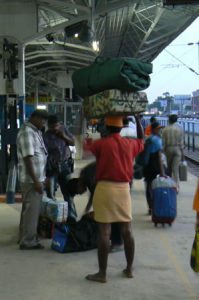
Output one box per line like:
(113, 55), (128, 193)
(17, 110), (75, 250)
(16, 109), (198, 284)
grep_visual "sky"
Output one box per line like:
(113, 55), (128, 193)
(146, 17), (199, 103)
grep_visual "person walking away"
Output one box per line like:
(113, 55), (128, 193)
(145, 116), (156, 137)
(84, 114), (144, 283)
(193, 179), (199, 227)
(17, 109), (48, 250)
(162, 114), (184, 192)
(143, 122), (165, 215)
(43, 115), (76, 218)
(90, 118), (98, 133)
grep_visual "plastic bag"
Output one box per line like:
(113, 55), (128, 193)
(190, 229), (199, 272)
(152, 176), (176, 190)
(41, 196), (68, 223)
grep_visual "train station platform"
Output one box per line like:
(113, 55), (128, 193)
(0, 158), (198, 300)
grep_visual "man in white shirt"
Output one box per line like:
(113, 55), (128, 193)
(120, 117), (137, 138)
(17, 110), (48, 250)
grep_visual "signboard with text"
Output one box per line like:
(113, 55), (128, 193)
(26, 96), (52, 104)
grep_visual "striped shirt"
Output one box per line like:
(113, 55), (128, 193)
(162, 122), (184, 150)
(17, 121), (47, 183)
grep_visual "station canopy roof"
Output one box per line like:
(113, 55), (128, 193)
(17, 0), (199, 96)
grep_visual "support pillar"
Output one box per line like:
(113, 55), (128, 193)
(0, 1), (37, 197)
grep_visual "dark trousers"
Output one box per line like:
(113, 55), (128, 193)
(145, 180), (153, 210)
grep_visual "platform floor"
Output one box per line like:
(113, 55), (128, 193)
(0, 161), (198, 300)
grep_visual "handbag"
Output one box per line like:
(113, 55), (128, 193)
(46, 158), (61, 176)
(179, 160), (187, 181)
(190, 228), (199, 272)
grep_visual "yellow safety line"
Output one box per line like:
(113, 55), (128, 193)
(160, 232), (197, 299)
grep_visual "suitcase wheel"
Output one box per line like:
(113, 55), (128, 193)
(154, 223), (157, 227)
(161, 223), (165, 227)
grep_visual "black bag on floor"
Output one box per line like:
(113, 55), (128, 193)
(51, 215), (98, 253)
(37, 216), (53, 239)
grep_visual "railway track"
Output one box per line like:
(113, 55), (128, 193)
(186, 160), (199, 177)
(184, 150), (199, 177)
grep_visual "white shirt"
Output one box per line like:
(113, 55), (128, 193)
(120, 125), (137, 138)
(17, 121), (47, 183)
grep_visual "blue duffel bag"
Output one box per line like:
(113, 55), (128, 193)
(51, 224), (70, 253)
(51, 216), (98, 253)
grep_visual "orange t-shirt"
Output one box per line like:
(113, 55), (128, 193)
(91, 119), (98, 126)
(145, 124), (152, 136)
(193, 180), (199, 212)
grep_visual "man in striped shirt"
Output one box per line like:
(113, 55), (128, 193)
(162, 114), (184, 191)
(17, 110), (48, 250)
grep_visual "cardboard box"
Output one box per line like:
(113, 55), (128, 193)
(84, 90), (148, 118)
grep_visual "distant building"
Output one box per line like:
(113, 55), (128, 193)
(192, 90), (199, 113)
(157, 96), (167, 109)
(173, 94), (191, 114)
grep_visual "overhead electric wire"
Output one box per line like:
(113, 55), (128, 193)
(149, 47), (198, 94)
(152, 46), (193, 77)
(169, 42), (199, 47)
(165, 49), (199, 76)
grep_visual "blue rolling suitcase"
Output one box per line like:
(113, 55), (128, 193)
(152, 176), (177, 227)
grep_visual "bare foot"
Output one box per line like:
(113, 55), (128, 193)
(123, 269), (133, 278)
(85, 272), (107, 283)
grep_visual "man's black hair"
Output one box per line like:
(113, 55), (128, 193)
(169, 114), (178, 124)
(123, 117), (129, 126)
(106, 126), (122, 133)
(30, 109), (48, 119)
(151, 121), (161, 130)
(150, 116), (156, 123)
(48, 114), (59, 125)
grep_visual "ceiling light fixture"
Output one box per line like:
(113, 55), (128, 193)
(64, 21), (93, 42)
(92, 40), (99, 52)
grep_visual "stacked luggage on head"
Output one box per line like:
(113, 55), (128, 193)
(72, 56), (152, 119)
(72, 56), (152, 174)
